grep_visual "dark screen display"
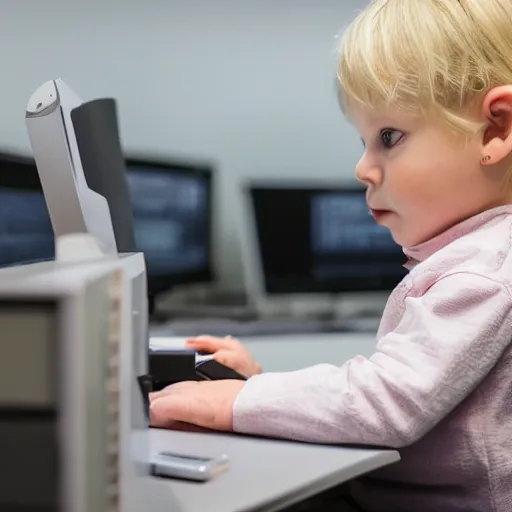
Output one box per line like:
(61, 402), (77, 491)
(0, 189), (54, 268)
(0, 155), (213, 293)
(249, 185), (407, 294)
(125, 163), (212, 284)
(0, 301), (58, 512)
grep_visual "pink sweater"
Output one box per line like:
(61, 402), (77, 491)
(233, 205), (512, 512)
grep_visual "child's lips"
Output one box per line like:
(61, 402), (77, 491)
(369, 208), (392, 222)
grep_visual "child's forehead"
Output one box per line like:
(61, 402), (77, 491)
(347, 104), (420, 130)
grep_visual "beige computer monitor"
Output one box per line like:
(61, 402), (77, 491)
(0, 256), (179, 512)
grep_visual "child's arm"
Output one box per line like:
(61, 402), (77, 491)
(232, 272), (512, 448)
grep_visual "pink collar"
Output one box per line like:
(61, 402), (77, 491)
(402, 205), (512, 270)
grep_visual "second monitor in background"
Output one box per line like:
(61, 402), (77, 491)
(242, 182), (407, 314)
(125, 157), (215, 299)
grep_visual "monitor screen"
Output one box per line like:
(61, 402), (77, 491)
(0, 154), (214, 294)
(249, 184), (407, 295)
(125, 158), (214, 293)
(0, 154), (54, 269)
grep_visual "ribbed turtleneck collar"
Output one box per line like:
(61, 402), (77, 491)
(402, 205), (512, 270)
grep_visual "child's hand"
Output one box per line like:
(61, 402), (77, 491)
(150, 379), (245, 431)
(185, 335), (262, 378)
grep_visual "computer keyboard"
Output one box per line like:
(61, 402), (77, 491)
(150, 316), (380, 338)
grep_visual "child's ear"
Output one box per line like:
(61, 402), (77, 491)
(481, 86), (512, 166)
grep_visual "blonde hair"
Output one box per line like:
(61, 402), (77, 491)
(337, 0), (512, 135)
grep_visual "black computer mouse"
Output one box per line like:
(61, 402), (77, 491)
(195, 359), (247, 381)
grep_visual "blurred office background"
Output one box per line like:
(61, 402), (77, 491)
(0, 0), (406, 334)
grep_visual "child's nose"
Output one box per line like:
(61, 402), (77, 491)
(355, 156), (383, 187)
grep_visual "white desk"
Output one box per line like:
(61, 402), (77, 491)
(150, 428), (398, 512)
(149, 332), (398, 512)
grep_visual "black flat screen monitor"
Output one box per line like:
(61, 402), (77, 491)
(248, 183), (407, 295)
(0, 153), (214, 297)
(125, 157), (214, 296)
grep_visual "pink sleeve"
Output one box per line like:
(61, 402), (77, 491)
(232, 273), (512, 447)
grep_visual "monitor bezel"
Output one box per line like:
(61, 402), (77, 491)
(125, 155), (215, 294)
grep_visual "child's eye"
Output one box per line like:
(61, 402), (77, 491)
(380, 129), (403, 148)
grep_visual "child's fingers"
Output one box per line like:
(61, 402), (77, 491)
(149, 381), (193, 402)
(212, 350), (236, 369)
(185, 335), (234, 352)
(150, 396), (187, 427)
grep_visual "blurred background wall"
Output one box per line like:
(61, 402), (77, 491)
(0, 0), (364, 291)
